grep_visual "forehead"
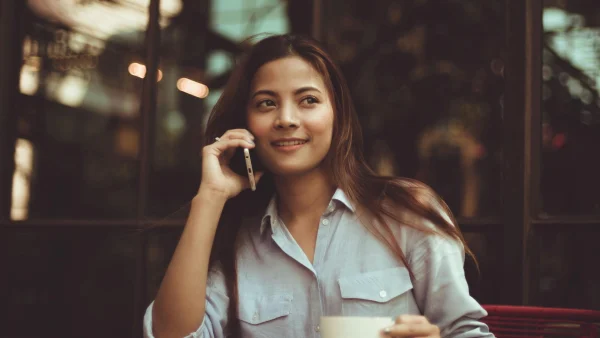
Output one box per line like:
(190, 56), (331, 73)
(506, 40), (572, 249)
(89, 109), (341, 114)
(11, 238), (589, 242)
(250, 56), (327, 92)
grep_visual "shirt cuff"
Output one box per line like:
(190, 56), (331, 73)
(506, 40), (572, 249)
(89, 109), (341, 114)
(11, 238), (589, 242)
(143, 301), (207, 338)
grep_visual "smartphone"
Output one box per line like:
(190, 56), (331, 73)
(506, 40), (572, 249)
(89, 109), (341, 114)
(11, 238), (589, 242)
(243, 148), (257, 191)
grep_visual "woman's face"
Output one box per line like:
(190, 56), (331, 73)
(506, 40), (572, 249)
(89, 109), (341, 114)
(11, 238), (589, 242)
(246, 56), (334, 177)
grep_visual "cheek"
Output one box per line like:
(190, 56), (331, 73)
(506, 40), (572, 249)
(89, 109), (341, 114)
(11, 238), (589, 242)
(306, 109), (335, 138)
(246, 114), (271, 138)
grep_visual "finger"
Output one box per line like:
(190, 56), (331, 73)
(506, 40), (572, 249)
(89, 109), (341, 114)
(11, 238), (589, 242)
(218, 138), (255, 152)
(382, 323), (438, 337)
(207, 138), (255, 158)
(215, 133), (253, 146)
(218, 133), (253, 143)
(394, 315), (430, 325)
(216, 134), (255, 162)
(220, 129), (254, 142)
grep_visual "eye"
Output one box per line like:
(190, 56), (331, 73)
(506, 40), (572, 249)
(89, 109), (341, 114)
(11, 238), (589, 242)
(301, 96), (319, 105)
(256, 99), (276, 108)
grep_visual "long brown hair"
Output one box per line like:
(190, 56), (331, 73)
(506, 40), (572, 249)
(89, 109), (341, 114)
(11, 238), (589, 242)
(203, 34), (476, 336)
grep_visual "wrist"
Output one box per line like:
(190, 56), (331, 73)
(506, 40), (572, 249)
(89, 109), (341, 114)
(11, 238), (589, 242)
(196, 184), (230, 203)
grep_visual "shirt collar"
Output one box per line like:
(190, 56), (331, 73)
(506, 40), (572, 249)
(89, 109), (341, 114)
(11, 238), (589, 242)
(259, 194), (279, 235)
(259, 188), (355, 235)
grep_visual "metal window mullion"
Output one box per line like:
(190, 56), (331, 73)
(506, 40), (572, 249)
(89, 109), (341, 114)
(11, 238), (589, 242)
(0, 0), (24, 222)
(526, 0), (543, 221)
(137, 0), (161, 219)
(524, 0), (543, 307)
(501, 0), (528, 305)
(133, 0), (161, 336)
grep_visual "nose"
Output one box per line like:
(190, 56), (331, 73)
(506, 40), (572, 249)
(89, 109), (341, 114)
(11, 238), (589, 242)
(274, 103), (299, 129)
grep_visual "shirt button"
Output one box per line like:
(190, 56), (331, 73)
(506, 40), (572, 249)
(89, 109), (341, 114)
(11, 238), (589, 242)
(327, 202), (335, 212)
(379, 290), (387, 298)
(253, 312), (258, 321)
(315, 325), (320, 332)
(321, 219), (330, 226)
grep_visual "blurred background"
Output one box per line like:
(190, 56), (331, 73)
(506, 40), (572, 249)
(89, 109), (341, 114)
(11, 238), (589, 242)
(0, 0), (599, 337)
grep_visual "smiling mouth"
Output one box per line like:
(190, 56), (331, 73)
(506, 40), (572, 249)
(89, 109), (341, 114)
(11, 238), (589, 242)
(272, 140), (308, 146)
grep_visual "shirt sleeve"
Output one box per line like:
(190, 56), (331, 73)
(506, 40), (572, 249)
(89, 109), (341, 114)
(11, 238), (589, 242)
(143, 264), (231, 338)
(409, 233), (495, 338)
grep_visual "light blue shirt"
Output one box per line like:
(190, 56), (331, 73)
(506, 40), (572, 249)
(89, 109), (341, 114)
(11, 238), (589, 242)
(144, 189), (494, 338)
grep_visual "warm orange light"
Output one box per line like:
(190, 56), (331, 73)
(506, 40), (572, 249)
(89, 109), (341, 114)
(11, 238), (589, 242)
(128, 62), (145, 78)
(11, 139), (33, 220)
(177, 77), (209, 98)
(128, 62), (163, 81)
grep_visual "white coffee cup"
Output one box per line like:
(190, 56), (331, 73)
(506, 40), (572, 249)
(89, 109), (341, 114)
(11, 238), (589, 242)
(320, 316), (395, 338)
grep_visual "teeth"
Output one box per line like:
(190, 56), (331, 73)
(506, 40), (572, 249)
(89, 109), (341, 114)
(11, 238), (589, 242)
(274, 140), (307, 146)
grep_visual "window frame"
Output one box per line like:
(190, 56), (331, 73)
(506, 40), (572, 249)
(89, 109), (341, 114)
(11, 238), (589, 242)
(2, 0), (600, 336)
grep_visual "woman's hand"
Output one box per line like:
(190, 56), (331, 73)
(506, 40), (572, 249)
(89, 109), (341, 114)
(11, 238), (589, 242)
(381, 315), (440, 338)
(199, 129), (264, 199)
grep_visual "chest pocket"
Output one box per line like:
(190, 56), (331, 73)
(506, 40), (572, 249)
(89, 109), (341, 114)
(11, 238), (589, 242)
(338, 267), (414, 317)
(238, 292), (293, 335)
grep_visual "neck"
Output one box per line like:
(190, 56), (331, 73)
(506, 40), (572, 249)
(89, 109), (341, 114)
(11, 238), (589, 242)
(274, 168), (336, 225)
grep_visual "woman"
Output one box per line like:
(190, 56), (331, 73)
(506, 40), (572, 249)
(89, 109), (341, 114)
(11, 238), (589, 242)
(145, 34), (493, 338)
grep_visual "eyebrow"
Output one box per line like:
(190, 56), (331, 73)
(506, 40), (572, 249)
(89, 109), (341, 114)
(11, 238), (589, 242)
(251, 86), (322, 99)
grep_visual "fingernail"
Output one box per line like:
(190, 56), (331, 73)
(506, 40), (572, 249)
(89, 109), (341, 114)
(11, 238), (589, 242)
(246, 138), (254, 145)
(382, 327), (391, 334)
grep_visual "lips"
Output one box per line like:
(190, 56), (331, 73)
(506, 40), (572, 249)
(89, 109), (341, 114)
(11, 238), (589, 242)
(272, 140), (308, 147)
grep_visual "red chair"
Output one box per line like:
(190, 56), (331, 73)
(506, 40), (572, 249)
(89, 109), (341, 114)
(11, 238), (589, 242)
(482, 305), (600, 338)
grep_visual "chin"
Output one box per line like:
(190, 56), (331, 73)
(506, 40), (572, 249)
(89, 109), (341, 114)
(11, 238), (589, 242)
(266, 161), (323, 177)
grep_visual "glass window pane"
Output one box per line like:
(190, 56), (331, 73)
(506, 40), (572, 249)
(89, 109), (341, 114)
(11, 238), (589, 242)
(146, 226), (183, 301)
(541, 0), (600, 215)
(463, 230), (504, 304)
(147, 0), (310, 217)
(13, 1), (154, 219)
(4, 228), (139, 337)
(322, 0), (506, 218)
(531, 227), (600, 310)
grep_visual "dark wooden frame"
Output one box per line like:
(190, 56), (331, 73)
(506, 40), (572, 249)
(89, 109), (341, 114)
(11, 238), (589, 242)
(2, 0), (600, 337)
